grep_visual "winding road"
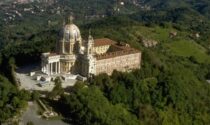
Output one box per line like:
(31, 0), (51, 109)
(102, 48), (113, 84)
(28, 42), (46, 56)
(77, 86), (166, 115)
(19, 102), (69, 125)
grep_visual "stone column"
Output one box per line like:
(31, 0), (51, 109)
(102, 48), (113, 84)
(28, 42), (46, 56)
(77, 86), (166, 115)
(41, 62), (44, 73)
(50, 63), (53, 75)
(48, 64), (50, 75)
(41, 66), (44, 73)
(42, 65), (45, 73)
(58, 62), (60, 74)
(62, 41), (65, 53)
(47, 63), (50, 75)
(55, 62), (58, 74)
(45, 65), (47, 73)
(47, 64), (49, 75)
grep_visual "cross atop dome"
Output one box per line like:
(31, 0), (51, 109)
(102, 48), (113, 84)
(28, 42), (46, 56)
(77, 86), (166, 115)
(89, 29), (92, 36)
(68, 15), (74, 24)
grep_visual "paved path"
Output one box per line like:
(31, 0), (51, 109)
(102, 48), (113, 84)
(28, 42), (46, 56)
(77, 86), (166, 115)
(16, 64), (77, 91)
(19, 102), (69, 125)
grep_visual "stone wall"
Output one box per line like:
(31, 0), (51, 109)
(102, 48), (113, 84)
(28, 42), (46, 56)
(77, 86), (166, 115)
(95, 52), (141, 75)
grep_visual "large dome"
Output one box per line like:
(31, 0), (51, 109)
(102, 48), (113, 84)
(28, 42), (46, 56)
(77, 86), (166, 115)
(61, 23), (81, 42)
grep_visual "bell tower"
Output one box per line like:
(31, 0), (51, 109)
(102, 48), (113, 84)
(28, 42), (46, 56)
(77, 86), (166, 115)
(81, 30), (96, 77)
(85, 30), (94, 56)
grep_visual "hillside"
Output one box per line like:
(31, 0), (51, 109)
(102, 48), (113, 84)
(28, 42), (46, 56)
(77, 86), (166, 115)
(0, 0), (210, 124)
(59, 16), (210, 124)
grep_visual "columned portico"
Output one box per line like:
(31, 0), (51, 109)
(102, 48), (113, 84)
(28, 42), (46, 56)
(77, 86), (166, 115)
(47, 61), (60, 75)
(41, 53), (61, 75)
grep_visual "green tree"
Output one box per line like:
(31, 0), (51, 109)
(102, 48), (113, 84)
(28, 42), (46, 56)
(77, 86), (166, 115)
(48, 77), (64, 99)
(62, 86), (139, 125)
(26, 121), (34, 125)
(0, 75), (29, 122)
(31, 91), (40, 101)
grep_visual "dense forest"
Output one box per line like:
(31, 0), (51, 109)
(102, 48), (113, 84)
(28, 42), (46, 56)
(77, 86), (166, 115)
(1, 0), (210, 124)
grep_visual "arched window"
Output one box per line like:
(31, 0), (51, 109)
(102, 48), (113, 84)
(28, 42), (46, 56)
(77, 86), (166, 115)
(73, 29), (78, 41)
(65, 32), (70, 41)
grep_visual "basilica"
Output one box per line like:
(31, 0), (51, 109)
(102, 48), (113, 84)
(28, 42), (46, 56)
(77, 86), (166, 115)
(41, 19), (141, 77)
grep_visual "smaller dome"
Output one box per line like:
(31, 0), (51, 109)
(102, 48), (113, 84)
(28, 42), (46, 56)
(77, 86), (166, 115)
(61, 23), (81, 42)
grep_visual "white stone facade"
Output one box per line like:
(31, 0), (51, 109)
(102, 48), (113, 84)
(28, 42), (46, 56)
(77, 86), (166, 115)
(41, 21), (141, 77)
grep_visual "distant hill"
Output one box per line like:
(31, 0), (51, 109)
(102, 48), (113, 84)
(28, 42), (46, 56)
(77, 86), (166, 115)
(141, 0), (210, 18)
(1, 0), (210, 19)
(1, 0), (56, 4)
(1, 1), (210, 124)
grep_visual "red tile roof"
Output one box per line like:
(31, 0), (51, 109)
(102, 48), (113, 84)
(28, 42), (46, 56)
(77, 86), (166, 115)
(94, 38), (115, 47)
(95, 48), (140, 60)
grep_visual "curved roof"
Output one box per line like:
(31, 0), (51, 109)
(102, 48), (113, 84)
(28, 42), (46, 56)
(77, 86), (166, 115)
(61, 23), (81, 42)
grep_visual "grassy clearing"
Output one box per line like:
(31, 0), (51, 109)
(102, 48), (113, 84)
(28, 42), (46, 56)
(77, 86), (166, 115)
(131, 25), (210, 63)
(164, 40), (210, 63)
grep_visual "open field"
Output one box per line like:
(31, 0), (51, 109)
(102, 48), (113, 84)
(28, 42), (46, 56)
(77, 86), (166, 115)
(164, 40), (210, 63)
